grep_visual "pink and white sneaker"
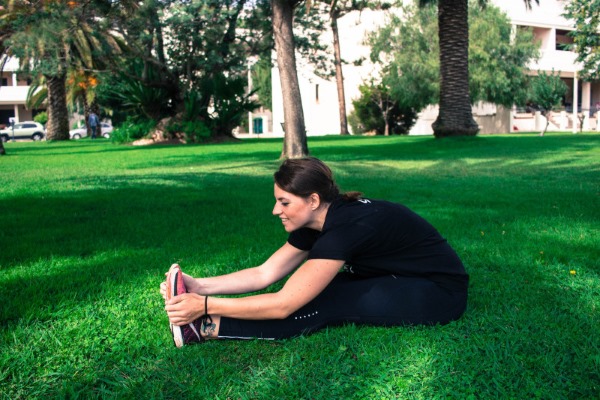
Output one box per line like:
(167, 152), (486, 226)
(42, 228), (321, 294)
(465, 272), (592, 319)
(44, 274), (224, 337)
(165, 264), (204, 347)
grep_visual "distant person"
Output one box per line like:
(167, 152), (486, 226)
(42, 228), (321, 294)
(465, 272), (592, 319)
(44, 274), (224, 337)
(160, 157), (469, 347)
(88, 112), (99, 139)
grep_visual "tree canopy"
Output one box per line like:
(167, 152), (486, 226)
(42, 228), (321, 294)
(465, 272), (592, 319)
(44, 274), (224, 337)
(564, 0), (600, 80)
(368, 2), (539, 112)
(529, 70), (568, 136)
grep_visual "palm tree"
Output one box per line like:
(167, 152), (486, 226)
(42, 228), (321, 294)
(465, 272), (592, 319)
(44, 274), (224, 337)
(419, 0), (538, 137)
(66, 71), (101, 137)
(1, 4), (19, 154)
(3, 1), (126, 140)
(417, 0), (477, 137)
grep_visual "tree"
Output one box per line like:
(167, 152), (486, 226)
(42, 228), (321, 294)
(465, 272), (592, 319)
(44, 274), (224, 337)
(369, 4), (439, 112)
(3, 0), (126, 141)
(0, 5), (14, 155)
(468, 4), (538, 107)
(66, 71), (102, 138)
(350, 81), (417, 135)
(416, 0), (539, 138)
(108, 0), (265, 140)
(252, 58), (273, 109)
(564, 0), (600, 80)
(416, 0), (477, 137)
(272, 0), (309, 158)
(293, 1), (392, 136)
(329, 4), (350, 135)
(5, 3), (73, 140)
(529, 70), (568, 136)
(8, 11), (71, 140)
(323, 1), (392, 135)
(368, 2), (538, 119)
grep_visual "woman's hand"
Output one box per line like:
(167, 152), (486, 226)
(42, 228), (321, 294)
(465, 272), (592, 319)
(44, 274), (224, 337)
(159, 269), (202, 302)
(160, 280), (167, 301)
(165, 293), (206, 326)
(182, 272), (201, 294)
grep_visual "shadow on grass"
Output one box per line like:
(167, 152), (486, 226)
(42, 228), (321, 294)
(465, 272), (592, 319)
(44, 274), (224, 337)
(108, 134), (600, 174)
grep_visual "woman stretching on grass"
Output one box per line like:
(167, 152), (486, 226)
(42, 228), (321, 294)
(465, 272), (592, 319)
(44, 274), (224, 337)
(160, 157), (468, 347)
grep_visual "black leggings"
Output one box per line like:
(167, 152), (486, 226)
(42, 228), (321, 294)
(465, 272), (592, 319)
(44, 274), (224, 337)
(218, 273), (468, 340)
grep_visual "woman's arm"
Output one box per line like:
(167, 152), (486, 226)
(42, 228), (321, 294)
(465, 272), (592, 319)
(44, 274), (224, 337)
(185, 242), (309, 296)
(165, 258), (345, 325)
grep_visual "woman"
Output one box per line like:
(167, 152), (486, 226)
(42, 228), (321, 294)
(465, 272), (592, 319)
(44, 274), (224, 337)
(161, 157), (468, 347)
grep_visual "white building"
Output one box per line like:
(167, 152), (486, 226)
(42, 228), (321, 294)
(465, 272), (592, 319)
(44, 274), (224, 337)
(0, 57), (40, 128)
(497, 0), (599, 132)
(266, 0), (598, 136)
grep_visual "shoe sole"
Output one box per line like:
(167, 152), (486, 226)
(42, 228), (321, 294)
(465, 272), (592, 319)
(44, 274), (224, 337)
(168, 267), (185, 348)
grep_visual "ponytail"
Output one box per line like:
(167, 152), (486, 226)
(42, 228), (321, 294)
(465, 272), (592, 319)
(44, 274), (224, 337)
(341, 191), (364, 202)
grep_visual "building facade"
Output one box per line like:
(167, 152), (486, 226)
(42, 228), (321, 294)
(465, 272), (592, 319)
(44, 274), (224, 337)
(266, 0), (598, 136)
(0, 57), (40, 128)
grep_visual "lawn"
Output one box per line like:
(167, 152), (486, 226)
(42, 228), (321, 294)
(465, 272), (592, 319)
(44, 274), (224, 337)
(0, 133), (598, 399)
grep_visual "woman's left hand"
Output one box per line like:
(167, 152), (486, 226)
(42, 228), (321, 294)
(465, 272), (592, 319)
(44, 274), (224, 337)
(165, 293), (206, 326)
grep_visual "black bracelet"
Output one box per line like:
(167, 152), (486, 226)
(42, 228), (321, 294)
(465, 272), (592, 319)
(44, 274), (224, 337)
(201, 296), (212, 329)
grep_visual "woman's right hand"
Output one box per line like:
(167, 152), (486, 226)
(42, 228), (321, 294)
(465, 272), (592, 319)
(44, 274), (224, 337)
(182, 272), (202, 294)
(159, 280), (167, 301)
(159, 268), (203, 302)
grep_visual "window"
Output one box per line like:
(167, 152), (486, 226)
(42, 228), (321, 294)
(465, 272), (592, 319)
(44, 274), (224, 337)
(556, 29), (574, 51)
(0, 78), (7, 86)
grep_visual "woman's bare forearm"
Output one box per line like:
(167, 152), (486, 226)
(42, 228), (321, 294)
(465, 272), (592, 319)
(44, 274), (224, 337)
(189, 243), (308, 296)
(192, 266), (272, 295)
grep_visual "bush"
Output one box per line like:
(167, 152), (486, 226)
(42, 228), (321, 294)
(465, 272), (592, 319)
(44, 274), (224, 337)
(348, 109), (367, 135)
(166, 119), (211, 143)
(198, 74), (259, 137)
(350, 83), (417, 135)
(33, 112), (48, 126)
(110, 119), (156, 144)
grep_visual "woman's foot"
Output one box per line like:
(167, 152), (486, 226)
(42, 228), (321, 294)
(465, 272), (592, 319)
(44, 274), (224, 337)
(166, 264), (206, 347)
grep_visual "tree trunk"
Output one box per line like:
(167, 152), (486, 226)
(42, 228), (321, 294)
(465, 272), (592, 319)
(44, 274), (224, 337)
(331, 13), (349, 135)
(0, 140), (5, 155)
(272, 0), (308, 159)
(432, 0), (479, 138)
(540, 111), (550, 136)
(82, 92), (91, 138)
(45, 73), (70, 141)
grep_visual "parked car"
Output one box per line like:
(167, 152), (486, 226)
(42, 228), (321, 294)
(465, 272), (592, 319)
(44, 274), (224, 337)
(69, 123), (113, 139)
(0, 121), (45, 142)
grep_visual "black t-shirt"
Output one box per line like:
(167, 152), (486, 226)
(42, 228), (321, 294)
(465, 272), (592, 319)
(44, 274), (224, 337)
(288, 198), (468, 291)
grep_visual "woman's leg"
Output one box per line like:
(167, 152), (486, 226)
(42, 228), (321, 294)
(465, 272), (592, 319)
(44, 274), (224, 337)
(213, 273), (467, 340)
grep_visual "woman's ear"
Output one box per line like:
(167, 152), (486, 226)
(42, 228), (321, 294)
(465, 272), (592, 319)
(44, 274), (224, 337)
(309, 193), (321, 210)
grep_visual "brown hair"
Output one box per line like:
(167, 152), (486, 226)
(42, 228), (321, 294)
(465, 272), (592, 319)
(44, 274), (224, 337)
(274, 157), (362, 203)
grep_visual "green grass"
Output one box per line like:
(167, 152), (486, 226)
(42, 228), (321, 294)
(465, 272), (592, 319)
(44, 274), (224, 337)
(1, 133), (598, 399)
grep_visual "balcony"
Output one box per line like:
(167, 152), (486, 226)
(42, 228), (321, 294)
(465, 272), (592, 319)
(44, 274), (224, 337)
(528, 49), (579, 75)
(0, 85), (30, 105)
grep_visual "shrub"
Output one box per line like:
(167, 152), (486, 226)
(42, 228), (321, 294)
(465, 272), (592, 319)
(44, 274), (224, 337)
(166, 119), (211, 143)
(34, 112), (48, 126)
(110, 119), (156, 144)
(350, 83), (417, 135)
(198, 74), (259, 137)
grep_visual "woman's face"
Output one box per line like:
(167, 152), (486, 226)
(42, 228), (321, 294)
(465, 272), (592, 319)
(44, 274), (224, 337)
(273, 184), (315, 232)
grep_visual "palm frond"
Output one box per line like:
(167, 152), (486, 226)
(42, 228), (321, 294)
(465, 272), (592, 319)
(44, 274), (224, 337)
(26, 76), (47, 109)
